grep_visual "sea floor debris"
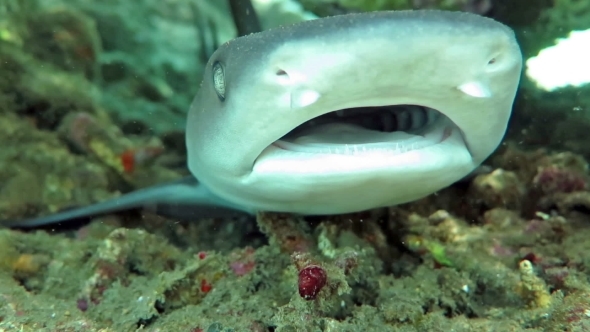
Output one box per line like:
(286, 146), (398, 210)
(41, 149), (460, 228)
(2, 137), (590, 330)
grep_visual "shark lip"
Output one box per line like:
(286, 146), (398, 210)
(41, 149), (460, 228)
(270, 105), (453, 155)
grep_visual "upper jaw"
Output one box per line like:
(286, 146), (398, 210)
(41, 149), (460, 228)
(246, 68), (496, 172)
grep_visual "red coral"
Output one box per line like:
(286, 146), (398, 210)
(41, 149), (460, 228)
(522, 252), (541, 265)
(200, 279), (212, 293)
(298, 265), (327, 300)
(119, 146), (164, 174)
(76, 298), (89, 312)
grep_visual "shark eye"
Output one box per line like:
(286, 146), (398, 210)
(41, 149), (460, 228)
(212, 61), (225, 101)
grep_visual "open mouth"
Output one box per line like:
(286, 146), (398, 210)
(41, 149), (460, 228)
(273, 105), (453, 155)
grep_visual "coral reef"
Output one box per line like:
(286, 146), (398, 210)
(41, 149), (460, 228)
(1, 0), (590, 331)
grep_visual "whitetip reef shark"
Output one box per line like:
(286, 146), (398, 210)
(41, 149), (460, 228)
(2, 9), (522, 228)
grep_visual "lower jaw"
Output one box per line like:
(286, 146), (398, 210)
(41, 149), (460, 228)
(272, 124), (452, 156)
(243, 126), (473, 214)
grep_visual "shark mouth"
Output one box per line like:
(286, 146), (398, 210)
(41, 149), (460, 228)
(273, 105), (453, 155)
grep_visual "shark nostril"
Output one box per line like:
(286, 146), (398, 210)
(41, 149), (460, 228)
(276, 69), (291, 85)
(488, 58), (496, 65)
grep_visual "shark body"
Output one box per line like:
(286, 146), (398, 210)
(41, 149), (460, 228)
(3, 10), (522, 228)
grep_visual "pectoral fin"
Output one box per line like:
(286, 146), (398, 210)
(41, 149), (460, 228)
(1, 177), (252, 229)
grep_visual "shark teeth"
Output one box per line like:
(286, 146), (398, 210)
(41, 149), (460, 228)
(273, 119), (451, 156)
(332, 105), (438, 133)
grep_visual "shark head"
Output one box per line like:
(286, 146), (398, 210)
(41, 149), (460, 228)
(187, 10), (522, 214)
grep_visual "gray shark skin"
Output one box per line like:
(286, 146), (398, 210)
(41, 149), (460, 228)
(3, 10), (522, 228)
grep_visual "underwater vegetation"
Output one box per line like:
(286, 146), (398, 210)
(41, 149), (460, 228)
(0, 0), (589, 331)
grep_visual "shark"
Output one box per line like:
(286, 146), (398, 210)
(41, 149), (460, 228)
(2, 10), (522, 228)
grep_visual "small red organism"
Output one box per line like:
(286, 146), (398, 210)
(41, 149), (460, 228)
(120, 149), (135, 173)
(200, 279), (212, 293)
(119, 146), (164, 173)
(522, 252), (541, 265)
(197, 251), (207, 260)
(298, 265), (327, 300)
(77, 298), (89, 312)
